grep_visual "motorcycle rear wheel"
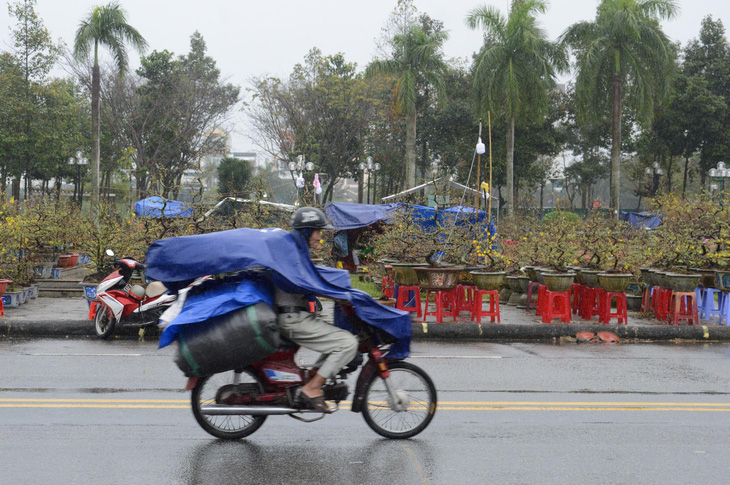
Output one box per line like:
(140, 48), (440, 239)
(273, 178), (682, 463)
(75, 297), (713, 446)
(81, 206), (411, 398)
(191, 369), (267, 440)
(361, 361), (437, 439)
(94, 305), (115, 339)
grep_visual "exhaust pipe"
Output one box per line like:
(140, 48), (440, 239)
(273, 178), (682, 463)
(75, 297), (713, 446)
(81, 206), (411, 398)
(200, 404), (318, 416)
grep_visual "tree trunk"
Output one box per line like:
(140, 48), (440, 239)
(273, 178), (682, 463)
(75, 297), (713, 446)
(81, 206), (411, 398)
(405, 108), (417, 189)
(91, 62), (101, 207)
(505, 118), (514, 217)
(666, 153), (673, 193)
(610, 70), (622, 219)
(682, 155), (690, 199)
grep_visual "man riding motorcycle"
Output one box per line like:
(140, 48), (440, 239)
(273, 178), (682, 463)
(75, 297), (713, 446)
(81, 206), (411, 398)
(275, 207), (358, 413)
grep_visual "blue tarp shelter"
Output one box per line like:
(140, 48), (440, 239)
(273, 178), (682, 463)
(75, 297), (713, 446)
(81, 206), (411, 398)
(134, 196), (193, 218)
(324, 202), (490, 231)
(620, 211), (662, 230)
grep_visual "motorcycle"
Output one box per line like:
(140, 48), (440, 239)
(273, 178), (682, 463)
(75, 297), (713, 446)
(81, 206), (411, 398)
(186, 305), (437, 440)
(92, 249), (176, 339)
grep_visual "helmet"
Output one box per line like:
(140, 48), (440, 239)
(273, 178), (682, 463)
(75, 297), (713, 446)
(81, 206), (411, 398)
(290, 207), (334, 230)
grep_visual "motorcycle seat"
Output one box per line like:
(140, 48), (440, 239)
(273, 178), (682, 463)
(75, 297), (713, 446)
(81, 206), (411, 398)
(146, 281), (168, 298)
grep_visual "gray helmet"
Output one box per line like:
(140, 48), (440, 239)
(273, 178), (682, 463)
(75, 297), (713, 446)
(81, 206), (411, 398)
(291, 207), (334, 230)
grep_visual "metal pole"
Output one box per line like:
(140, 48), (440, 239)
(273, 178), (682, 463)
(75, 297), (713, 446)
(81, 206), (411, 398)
(367, 171), (371, 205)
(488, 111), (493, 221)
(475, 119), (482, 213)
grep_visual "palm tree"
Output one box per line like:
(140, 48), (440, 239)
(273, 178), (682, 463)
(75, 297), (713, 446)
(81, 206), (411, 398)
(466, 0), (567, 217)
(73, 2), (147, 207)
(366, 25), (448, 189)
(561, 0), (678, 216)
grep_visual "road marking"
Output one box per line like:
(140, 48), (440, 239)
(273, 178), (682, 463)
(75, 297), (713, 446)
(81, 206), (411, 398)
(409, 356), (502, 359)
(0, 399), (727, 412)
(27, 353), (143, 357)
(402, 443), (430, 484)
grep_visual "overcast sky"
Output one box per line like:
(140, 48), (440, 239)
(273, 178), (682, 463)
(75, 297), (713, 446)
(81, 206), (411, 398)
(1, 0), (729, 151)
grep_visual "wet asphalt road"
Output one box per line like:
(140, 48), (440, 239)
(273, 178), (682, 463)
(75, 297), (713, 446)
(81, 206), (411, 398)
(0, 338), (728, 484)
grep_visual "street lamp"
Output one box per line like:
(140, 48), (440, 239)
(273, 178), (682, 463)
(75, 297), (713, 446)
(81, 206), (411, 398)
(709, 161), (730, 193)
(359, 156), (380, 204)
(68, 151), (88, 206)
(645, 161), (664, 195)
(288, 155), (314, 205)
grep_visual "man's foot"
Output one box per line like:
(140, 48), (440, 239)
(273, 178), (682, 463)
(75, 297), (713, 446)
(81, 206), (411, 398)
(296, 390), (332, 413)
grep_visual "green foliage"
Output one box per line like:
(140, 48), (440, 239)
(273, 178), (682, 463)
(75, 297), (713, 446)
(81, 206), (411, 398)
(541, 210), (582, 224)
(217, 157), (253, 196)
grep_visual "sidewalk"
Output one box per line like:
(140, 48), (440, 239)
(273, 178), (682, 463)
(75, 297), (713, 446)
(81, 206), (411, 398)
(1, 297), (729, 342)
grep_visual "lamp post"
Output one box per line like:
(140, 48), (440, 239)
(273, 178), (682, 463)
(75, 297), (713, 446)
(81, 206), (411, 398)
(128, 161), (136, 213)
(709, 161), (730, 194)
(645, 162), (664, 195)
(359, 156), (380, 205)
(67, 151), (88, 207)
(288, 155), (314, 205)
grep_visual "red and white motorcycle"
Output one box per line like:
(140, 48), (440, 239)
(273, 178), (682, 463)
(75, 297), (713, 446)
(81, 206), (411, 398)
(92, 250), (176, 339)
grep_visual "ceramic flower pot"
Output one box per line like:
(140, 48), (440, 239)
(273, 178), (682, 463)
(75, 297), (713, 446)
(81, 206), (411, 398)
(691, 268), (717, 289)
(523, 266), (538, 282)
(542, 273), (576, 292)
(517, 275), (531, 293)
(378, 259), (398, 274)
(579, 270), (601, 289)
(651, 270), (668, 288)
(458, 266), (487, 285)
(470, 271), (506, 291)
(413, 267), (461, 291)
(664, 273), (701, 292)
(597, 273), (632, 292)
(715, 270), (730, 291)
(390, 263), (428, 286)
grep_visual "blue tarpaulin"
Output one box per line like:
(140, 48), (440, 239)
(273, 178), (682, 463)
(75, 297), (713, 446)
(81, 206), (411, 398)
(134, 196), (193, 218)
(324, 202), (489, 231)
(620, 211), (662, 230)
(145, 228), (412, 357)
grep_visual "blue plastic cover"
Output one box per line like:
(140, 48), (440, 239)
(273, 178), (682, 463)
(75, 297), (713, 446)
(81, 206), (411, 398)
(324, 202), (400, 230)
(145, 228), (412, 357)
(619, 211), (662, 230)
(134, 196), (193, 218)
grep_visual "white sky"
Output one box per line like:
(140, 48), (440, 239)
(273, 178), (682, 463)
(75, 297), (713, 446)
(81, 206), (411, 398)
(1, 0), (728, 151)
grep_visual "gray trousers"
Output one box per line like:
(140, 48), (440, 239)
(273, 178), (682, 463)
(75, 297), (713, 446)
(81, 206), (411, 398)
(277, 311), (359, 379)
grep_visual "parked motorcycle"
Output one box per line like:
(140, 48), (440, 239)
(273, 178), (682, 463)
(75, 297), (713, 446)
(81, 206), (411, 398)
(93, 249), (176, 339)
(186, 305), (437, 440)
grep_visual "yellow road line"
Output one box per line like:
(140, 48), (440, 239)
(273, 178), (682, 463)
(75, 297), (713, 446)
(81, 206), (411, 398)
(0, 398), (727, 411)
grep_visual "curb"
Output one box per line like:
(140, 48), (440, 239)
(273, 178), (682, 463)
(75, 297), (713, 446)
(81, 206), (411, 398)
(2, 319), (730, 342)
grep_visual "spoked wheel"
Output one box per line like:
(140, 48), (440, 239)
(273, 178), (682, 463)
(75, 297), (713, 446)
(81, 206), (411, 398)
(191, 369), (267, 440)
(94, 305), (115, 339)
(361, 361), (437, 439)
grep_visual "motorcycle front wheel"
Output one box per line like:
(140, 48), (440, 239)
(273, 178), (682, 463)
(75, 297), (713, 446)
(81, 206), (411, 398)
(191, 369), (267, 440)
(361, 360), (437, 439)
(94, 305), (115, 339)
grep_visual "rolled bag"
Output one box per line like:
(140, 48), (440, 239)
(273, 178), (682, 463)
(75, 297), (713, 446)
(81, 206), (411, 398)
(174, 302), (279, 377)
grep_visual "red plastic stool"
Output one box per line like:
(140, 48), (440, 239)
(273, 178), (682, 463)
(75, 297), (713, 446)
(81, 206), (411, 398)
(396, 285), (421, 317)
(601, 291), (628, 324)
(423, 289), (457, 323)
(542, 290), (571, 323)
(536, 284), (548, 316)
(641, 285), (654, 313)
(0, 297), (4, 316)
(472, 289), (501, 323)
(381, 275), (395, 299)
(654, 287), (673, 321)
(571, 283), (582, 315)
(580, 287), (603, 320)
(526, 281), (540, 313)
(453, 285), (475, 315)
(668, 291), (699, 325)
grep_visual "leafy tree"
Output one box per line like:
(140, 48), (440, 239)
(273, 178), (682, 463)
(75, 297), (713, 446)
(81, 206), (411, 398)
(99, 33), (239, 200)
(365, 25), (449, 189)
(7, 0), (61, 199)
(561, 0), (678, 216)
(249, 50), (381, 202)
(466, 0), (567, 217)
(217, 157), (253, 196)
(73, 1), (147, 207)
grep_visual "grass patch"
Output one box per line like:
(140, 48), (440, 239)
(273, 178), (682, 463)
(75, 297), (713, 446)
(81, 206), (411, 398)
(349, 274), (381, 298)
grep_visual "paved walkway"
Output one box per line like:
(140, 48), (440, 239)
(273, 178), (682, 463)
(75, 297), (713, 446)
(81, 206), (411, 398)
(1, 296), (729, 342)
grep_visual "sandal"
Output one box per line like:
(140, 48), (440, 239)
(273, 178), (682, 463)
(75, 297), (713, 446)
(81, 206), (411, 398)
(296, 391), (332, 413)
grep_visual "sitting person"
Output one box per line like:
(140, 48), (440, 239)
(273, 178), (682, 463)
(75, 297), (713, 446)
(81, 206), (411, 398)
(275, 207), (359, 413)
